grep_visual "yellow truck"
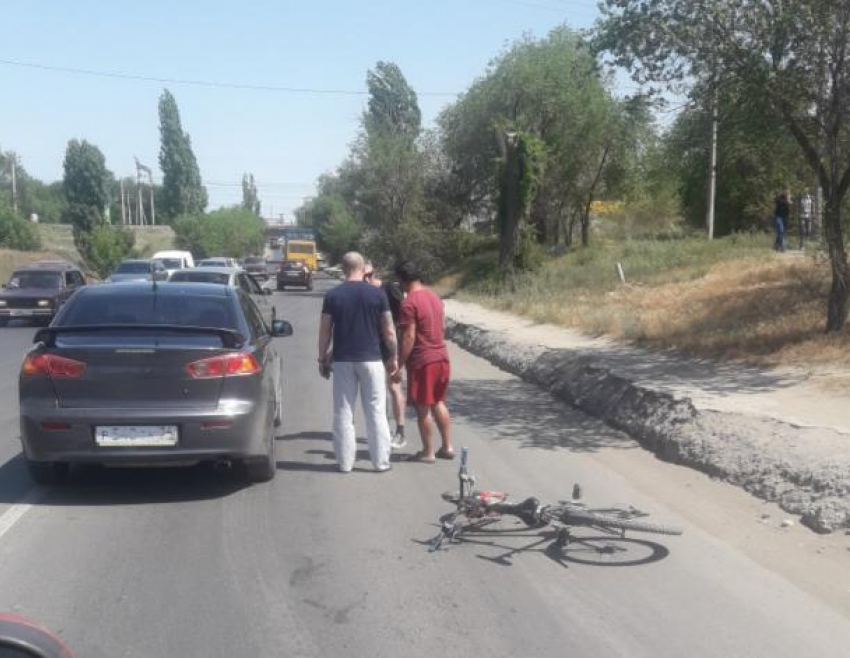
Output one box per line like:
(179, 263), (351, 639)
(285, 239), (317, 271)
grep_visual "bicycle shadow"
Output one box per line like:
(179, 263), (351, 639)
(422, 523), (671, 569)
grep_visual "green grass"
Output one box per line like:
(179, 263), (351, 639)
(36, 223), (176, 266)
(456, 233), (770, 304)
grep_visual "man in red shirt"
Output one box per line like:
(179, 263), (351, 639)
(395, 262), (454, 462)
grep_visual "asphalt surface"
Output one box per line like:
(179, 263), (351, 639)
(0, 276), (848, 657)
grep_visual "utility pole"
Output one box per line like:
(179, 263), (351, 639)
(706, 84), (718, 240)
(120, 178), (127, 224)
(10, 154), (18, 214)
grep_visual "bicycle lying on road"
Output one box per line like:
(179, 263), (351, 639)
(430, 448), (683, 564)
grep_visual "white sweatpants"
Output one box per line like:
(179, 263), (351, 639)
(332, 361), (392, 471)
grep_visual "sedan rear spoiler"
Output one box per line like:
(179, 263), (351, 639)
(34, 325), (246, 348)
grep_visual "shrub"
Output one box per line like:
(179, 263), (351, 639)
(76, 225), (136, 278)
(0, 202), (41, 251)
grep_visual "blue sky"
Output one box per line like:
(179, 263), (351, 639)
(1, 0), (604, 218)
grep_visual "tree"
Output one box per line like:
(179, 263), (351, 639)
(365, 61), (422, 142)
(76, 226), (136, 278)
(438, 28), (621, 250)
(61, 139), (111, 235)
(173, 208), (264, 259)
(158, 89), (208, 220)
(0, 151), (67, 223)
(597, 0), (850, 331)
(62, 139), (109, 218)
(241, 173), (261, 216)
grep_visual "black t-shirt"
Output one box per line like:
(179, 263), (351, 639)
(322, 281), (389, 362)
(382, 281), (405, 326)
(775, 196), (790, 221)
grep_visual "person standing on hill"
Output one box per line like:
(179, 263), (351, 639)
(318, 252), (397, 472)
(774, 190), (790, 252)
(394, 262), (454, 463)
(799, 189), (814, 243)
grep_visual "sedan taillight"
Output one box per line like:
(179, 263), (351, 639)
(22, 354), (87, 379)
(186, 353), (261, 379)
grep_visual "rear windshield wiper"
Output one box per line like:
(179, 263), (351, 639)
(34, 324), (246, 349)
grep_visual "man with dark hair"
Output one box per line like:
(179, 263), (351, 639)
(364, 260), (407, 449)
(318, 252), (397, 472)
(394, 261), (454, 463)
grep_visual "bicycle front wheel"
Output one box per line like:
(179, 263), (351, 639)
(562, 509), (683, 536)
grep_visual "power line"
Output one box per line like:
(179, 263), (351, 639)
(0, 57), (460, 98)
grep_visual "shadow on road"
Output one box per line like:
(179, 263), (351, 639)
(425, 523), (671, 569)
(277, 431), (333, 442)
(0, 453), (249, 506)
(449, 378), (634, 453)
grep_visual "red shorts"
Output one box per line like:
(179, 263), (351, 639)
(407, 361), (450, 406)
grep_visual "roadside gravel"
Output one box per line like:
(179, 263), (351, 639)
(446, 315), (850, 533)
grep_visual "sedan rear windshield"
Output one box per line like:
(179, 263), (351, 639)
(7, 271), (62, 290)
(60, 293), (239, 330)
(282, 262), (304, 270)
(115, 261), (151, 274)
(244, 257), (264, 265)
(199, 260), (227, 268)
(170, 272), (230, 285)
(160, 258), (183, 269)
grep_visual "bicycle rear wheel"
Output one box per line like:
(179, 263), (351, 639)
(562, 509), (683, 536)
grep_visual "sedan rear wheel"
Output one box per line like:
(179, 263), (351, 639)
(26, 460), (69, 485)
(244, 428), (276, 483)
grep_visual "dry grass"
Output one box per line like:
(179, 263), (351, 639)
(447, 236), (850, 368)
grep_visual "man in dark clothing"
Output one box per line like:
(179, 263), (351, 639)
(363, 261), (408, 449)
(395, 261), (454, 463)
(318, 252), (398, 472)
(774, 191), (790, 252)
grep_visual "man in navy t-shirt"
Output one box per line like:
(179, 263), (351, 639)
(318, 252), (398, 472)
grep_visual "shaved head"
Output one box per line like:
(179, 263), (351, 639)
(341, 252), (365, 277)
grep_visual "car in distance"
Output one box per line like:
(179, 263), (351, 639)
(106, 259), (168, 283)
(198, 257), (240, 269)
(242, 255), (268, 280)
(277, 260), (313, 291)
(19, 282), (293, 485)
(0, 261), (86, 327)
(169, 267), (277, 327)
(152, 250), (195, 276)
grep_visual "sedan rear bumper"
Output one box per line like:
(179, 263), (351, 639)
(20, 399), (270, 464)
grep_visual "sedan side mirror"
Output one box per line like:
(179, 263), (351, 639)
(271, 319), (293, 337)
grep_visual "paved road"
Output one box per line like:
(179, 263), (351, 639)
(0, 277), (848, 657)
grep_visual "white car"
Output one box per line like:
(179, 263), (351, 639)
(198, 257), (240, 269)
(152, 250), (195, 276)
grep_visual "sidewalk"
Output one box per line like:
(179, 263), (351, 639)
(444, 298), (850, 533)
(445, 299), (850, 436)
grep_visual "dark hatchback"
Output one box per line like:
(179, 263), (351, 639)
(0, 262), (86, 326)
(19, 282), (293, 484)
(276, 260), (313, 291)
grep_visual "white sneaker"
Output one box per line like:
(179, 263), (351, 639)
(390, 430), (407, 450)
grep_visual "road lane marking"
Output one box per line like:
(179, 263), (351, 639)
(0, 487), (46, 542)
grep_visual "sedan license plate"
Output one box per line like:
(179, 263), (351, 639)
(95, 425), (178, 447)
(9, 309), (31, 317)
(285, 272), (300, 277)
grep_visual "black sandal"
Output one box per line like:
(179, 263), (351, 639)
(406, 451), (436, 464)
(435, 448), (455, 460)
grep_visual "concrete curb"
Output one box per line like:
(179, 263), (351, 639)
(446, 318), (850, 533)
